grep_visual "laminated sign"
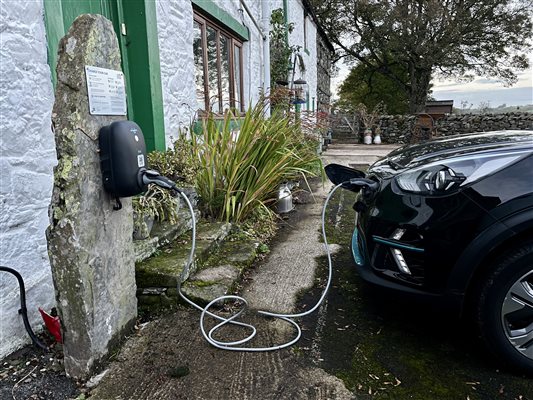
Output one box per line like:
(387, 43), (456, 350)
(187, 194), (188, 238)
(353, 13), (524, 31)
(85, 66), (127, 116)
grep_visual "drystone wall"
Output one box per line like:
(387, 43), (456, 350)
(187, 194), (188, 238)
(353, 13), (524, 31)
(334, 112), (533, 144)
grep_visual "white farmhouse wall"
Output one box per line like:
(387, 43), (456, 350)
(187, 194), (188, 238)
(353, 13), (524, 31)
(155, 2), (197, 145)
(286, 0), (318, 112)
(0, 0), (57, 358)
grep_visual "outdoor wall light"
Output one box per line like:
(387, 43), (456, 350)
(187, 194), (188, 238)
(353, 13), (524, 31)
(291, 78), (307, 105)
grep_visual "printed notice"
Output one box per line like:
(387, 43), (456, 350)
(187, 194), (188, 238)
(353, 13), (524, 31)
(85, 66), (127, 116)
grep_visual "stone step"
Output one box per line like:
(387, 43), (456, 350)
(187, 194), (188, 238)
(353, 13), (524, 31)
(332, 131), (356, 137)
(135, 222), (231, 299)
(133, 208), (200, 263)
(333, 138), (361, 145)
(180, 239), (259, 304)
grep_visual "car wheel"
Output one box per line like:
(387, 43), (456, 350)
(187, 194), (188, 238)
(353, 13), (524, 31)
(475, 242), (533, 375)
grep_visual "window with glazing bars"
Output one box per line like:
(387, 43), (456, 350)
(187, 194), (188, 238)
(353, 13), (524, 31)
(193, 13), (244, 113)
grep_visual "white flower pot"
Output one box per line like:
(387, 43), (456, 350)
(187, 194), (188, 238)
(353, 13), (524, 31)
(373, 134), (381, 144)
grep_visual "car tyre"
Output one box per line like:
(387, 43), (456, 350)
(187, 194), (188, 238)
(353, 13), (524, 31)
(475, 242), (533, 375)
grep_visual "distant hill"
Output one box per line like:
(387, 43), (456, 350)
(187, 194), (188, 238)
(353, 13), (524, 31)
(453, 104), (533, 115)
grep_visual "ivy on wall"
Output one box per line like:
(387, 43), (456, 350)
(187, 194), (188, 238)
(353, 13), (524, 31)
(270, 8), (294, 87)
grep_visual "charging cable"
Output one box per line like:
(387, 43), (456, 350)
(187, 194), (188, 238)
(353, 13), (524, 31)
(143, 170), (344, 351)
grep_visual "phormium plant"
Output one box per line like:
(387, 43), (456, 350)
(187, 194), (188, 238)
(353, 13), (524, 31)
(192, 101), (323, 223)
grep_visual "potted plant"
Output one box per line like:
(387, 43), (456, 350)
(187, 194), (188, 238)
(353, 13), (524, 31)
(356, 102), (385, 144)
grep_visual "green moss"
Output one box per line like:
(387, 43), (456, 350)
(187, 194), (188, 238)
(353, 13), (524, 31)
(135, 245), (191, 287)
(187, 279), (218, 288)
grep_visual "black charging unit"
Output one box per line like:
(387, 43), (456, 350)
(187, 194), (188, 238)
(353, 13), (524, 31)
(99, 120), (179, 210)
(99, 121), (148, 208)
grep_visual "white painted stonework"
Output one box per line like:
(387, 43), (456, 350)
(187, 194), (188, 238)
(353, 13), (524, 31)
(287, 0), (318, 112)
(156, 0), (267, 145)
(155, 1), (197, 145)
(0, 0), (57, 358)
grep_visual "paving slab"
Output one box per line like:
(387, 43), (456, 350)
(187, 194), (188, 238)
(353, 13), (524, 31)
(322, 143), (399, 167)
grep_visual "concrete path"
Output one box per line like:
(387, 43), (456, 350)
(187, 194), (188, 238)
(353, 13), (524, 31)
(244, 182), (337, 314)
(88, 144), (398, 400)
(322, 143), (399, 168)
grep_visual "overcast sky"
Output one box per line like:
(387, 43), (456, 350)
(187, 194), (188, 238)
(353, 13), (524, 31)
(331, 57), (533, 108)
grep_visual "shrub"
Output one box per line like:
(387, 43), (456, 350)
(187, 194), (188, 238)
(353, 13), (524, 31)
(192, 101), (323, 223)
(148, 133), (199, 185)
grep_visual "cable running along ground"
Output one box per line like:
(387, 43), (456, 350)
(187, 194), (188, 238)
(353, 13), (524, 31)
(173, 182), (343, 352)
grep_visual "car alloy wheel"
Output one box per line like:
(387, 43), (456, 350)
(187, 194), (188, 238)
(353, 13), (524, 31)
(501, 269), (533, 361)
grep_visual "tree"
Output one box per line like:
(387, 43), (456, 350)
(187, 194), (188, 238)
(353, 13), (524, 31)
(338, 61), (410, 114)
(311, 0), (533, 113)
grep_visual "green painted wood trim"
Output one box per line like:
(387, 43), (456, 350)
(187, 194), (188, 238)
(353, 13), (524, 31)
(191, 0), (249, 41)
(115, 0), (134, 123)
(144, 1), (166, 151)
(119, 0), (166, 152)
(43, 0), (65, 87)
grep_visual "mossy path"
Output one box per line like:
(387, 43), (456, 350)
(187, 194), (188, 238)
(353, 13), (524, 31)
(298, 189), (533, 399)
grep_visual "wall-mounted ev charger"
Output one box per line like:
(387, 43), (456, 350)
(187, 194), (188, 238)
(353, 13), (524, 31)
(99, 121), (175, 208)
(98, 120), (338, 353)
(99, 120), (148, 201)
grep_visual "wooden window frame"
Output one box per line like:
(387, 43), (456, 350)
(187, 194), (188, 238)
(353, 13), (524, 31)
(193, 12), (244, 113)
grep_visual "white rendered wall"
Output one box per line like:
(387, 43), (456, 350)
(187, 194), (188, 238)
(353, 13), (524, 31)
(156, 0), (266, 145)
(155, 1), (197, 145)
(0, 0), (57, 358)
(286, 0), (318, 112)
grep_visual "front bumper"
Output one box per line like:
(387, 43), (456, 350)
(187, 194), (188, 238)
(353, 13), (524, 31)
(351, 227), (440, 298)
(350, 177), (490, 306)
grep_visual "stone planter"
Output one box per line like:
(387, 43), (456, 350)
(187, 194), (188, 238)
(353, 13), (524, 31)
(178, 186), (198, 209)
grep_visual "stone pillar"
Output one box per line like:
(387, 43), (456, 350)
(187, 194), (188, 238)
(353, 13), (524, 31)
(47, 14), (137, 378)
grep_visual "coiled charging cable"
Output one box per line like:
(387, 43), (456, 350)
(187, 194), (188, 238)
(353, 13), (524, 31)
(173, 182), (343, 352)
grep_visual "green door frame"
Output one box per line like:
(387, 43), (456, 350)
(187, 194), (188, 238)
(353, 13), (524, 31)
(43, 0), (165, 152)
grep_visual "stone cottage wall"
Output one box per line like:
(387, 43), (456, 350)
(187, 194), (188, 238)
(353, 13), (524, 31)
(0, 0), (57, 358)
(287, 0), (318, 112)
(155, 2), (197, 143)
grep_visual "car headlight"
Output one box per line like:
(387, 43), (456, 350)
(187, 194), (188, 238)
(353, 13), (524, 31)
(395, 150), (529, 195)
